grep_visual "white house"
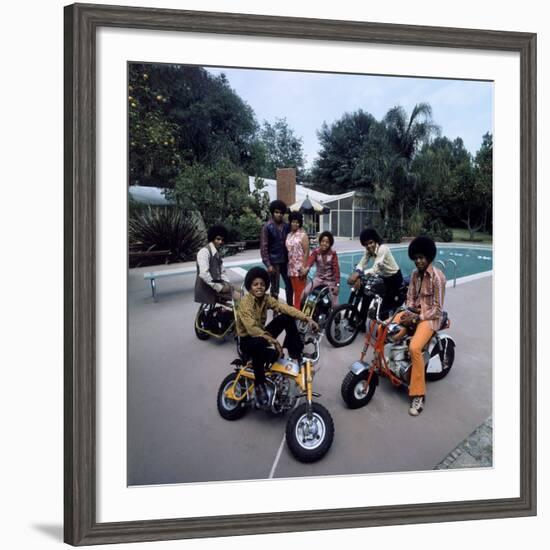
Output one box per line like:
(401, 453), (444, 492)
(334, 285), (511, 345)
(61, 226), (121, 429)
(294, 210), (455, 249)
(248, 177), (378, 238)
(129, 178), (378, 239)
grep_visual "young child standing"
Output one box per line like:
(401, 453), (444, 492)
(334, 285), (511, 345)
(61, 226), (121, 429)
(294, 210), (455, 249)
(301, 231), (340, 307)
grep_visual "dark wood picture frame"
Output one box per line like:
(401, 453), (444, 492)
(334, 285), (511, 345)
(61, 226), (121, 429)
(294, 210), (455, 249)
(64, 2), (537, 545)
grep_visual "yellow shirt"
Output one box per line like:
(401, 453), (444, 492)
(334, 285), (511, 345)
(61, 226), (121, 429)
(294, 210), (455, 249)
(235, 293), (309, 337)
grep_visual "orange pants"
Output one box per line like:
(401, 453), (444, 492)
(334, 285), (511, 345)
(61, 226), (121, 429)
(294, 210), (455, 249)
(393, 312), (434, 397)
(290, 276), (307, 310)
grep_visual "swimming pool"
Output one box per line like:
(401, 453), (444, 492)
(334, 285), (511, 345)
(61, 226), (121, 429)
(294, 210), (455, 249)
(229, 244), (492, 304)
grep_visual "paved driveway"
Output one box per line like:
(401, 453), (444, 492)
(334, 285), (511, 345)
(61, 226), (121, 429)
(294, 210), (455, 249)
(127, 266), (492, 485)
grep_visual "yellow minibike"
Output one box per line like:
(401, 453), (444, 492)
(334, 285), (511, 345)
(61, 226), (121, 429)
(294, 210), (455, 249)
(216, 324), (334, 463)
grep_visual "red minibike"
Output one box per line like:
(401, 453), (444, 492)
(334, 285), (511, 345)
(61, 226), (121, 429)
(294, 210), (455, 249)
(340, 279), (456, 409)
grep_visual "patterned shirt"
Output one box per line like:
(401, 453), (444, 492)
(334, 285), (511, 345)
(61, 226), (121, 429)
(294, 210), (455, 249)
(286, 228), (308, 277)
(235, 293), (309, 337)
(406, 264), (446, 331)
(355, 243), (399, 277)
(306, 248), (340, 286)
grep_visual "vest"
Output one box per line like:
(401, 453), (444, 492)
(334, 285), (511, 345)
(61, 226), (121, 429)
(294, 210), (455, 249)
(194, 245), (223, 304)
(265, 220), (290, 265)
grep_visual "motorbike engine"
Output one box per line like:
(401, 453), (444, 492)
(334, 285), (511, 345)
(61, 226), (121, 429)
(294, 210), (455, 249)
(316, 293), (332, 328)
(388, 343), (412, 383)
(210, 306), (233, 333)
(268, 374), (297, 414)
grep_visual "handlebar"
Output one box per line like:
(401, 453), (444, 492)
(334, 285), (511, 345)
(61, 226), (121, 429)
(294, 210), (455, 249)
(303, 330), (323, 364)
(374, 304), (419, 327)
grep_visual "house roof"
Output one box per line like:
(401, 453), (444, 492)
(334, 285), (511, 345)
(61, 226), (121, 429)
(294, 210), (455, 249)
(248, 177), (355, 204)
(129, 185), (174, 205)
(129, 179), (356, 206)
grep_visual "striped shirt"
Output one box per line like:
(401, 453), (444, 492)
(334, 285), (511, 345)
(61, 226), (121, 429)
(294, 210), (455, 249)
(355, 243), (400, 277)
(235, 293), (309, 338)
(406, 264), (446, 331)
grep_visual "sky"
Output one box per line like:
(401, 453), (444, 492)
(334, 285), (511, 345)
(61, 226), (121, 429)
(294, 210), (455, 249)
(207, 66), (493, 169)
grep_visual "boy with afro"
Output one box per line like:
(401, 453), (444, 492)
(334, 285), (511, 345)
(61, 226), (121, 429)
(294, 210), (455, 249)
(194, 224), (235, 304)
(394, 236), (446, 416)
(260, 200), (293, 306)
(235, 266), (319, 407)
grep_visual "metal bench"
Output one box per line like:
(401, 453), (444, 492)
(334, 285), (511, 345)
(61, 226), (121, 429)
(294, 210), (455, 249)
(143, 266), (196, 301)
(221, 241), (246, 256)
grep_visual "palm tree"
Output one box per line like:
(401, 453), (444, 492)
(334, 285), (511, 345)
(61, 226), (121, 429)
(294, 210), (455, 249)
(384, 103), (440, 229)
(384, 103), (439, 164)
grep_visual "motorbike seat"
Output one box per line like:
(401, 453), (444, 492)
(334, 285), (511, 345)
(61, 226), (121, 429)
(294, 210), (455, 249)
(235, 337), (278, 368)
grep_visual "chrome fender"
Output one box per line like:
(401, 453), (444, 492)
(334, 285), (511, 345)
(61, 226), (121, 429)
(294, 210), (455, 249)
(350, 360), (370, 375)
(426, 333), (455, 373)
(428, 332), (455, 354)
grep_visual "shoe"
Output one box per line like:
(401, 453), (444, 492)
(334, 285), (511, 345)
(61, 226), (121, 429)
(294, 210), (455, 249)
(255, 384), (269, 408)
(409, 396), (425, 416)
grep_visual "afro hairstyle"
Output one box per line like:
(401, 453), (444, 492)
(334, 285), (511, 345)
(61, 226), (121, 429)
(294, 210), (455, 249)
(288, 211), (304, 226)
(244, 266), (271, 292)
(359, 228), (382, 246)
(207, 224), (228, 243)
(269, 199), (288, 215)
(408, 235), (437, 264)
(318, 231), (334, 247)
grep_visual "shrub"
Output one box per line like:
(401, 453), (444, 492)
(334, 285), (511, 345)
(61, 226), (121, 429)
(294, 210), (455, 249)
(422, 219), (453, 242)
(128, 206), (206, 265)
(236, 210), (263, 241)
(407, 209), (426, 237)
(382, 220), (402, 243)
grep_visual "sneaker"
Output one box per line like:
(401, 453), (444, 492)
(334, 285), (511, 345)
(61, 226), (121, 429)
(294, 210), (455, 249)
(409, 396), (425, 416)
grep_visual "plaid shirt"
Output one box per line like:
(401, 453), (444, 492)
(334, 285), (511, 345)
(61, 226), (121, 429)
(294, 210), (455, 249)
(235, 294), (308, 337)
(406, 264), (446, 331)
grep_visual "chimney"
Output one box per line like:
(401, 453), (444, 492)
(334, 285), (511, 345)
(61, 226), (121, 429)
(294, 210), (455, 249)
(276, 168), (296, 208)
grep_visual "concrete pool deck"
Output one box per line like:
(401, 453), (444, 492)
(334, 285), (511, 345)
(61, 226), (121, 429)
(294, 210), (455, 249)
(127, 248), (493, 485)
(135, 239), (492, 301)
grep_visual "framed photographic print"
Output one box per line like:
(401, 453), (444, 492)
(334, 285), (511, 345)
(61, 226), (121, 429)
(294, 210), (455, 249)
(64, 2), (536, 545)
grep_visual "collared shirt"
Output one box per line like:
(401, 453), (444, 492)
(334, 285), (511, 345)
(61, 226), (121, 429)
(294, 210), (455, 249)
(355, 243), (400, 277)
(306, 248), (340, 286)
(260, 219), (290, 267)
(196, 243), (229, 293)
(235, 293), (309, 338)
(406, 264), (446, 331)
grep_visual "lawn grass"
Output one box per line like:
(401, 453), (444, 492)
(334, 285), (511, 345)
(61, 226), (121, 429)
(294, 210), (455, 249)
(451, 227), (493, 243)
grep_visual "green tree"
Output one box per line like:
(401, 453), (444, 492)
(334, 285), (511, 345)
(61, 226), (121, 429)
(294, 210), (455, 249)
(383, 103), (440, 229)
(249, 177), (271, 221)
(128, 64), (260, 187)
(257, 118), (306, 180)
(311, 110), (379, 193)
(473, 132), (493, 233)
(128, 68), (181, 186)
(384, 103), (440, 165)
(411, 137), (466, 224)
(168, 158), (268, 242)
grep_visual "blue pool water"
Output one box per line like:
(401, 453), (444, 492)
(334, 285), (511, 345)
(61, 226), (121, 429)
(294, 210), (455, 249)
(234, 245), (492, 304)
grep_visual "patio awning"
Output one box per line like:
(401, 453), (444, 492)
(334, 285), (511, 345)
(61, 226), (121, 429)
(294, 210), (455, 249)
(288, 194), (330, 215)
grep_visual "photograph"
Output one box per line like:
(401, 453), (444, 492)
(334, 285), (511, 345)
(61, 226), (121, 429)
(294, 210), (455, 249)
(63, 3), (537, 545)
(126, 62), (494, 485)
(3, 0), (546, 548)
